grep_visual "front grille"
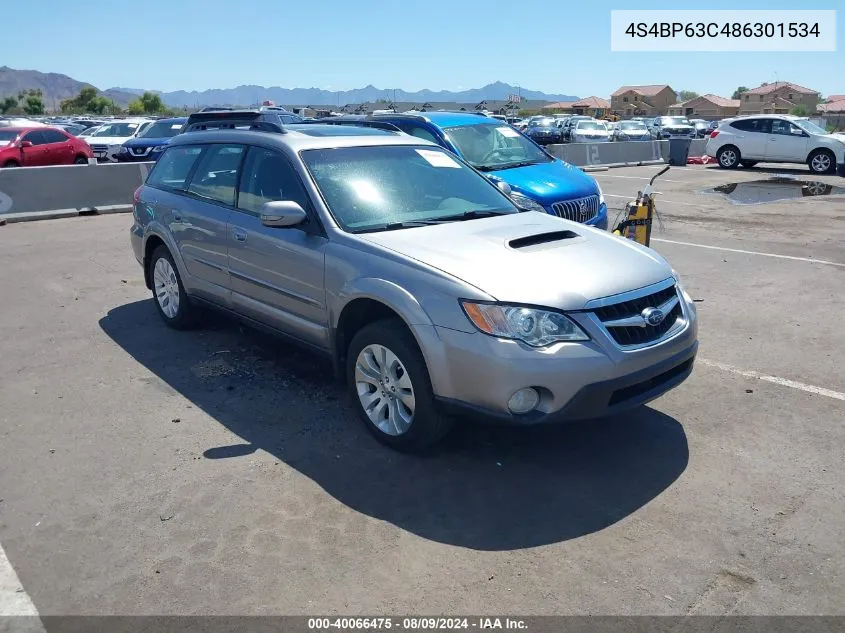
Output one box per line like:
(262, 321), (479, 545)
(129, 146), (150, 156)
(594, 284), (683, 347)
(550, 195), (600, 223)
(90, 144), (108, 153)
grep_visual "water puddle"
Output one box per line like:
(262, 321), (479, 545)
(704, 177), (845, 205)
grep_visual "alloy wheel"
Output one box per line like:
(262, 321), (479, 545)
(354, 344), (415, 436)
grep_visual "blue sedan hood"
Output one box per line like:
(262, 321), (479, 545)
(494, 159), (599, 202)
(123, 137), (171, 148)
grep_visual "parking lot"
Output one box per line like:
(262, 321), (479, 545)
(0, 163), (843, 616)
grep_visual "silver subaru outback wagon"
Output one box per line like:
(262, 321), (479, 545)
(130, 113), (698, 451)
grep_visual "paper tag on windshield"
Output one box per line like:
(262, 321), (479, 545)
(416, 149), (460, 168)
(171, 124), (183, 129)
(497, 126), (519, 138)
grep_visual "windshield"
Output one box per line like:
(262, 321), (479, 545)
(795, 119), (829, 136)
(91, 122), (143, 137)
(445, 123), (551, 170)
(620, 122), (646, 130)
(528, 118), (555, 127)
(0, 130), (19, 143)
(667, 117), (691, 125)
(301, 145), (518, 233)
(138, 120), (184, 138)
(576, 121), (605, 131)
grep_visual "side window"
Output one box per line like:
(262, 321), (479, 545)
(237, 147), (310, 215)
(147, 146), (203, 191)
(22, 131), (47, 146)
(731, 118), (770, 133)
(41, 129), (69, 144)
(399, 124), (440, 145)
(771, 120), (791, 135)
(186, 144), (245, 206)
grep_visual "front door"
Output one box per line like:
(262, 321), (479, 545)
(228, 146), (329, 349)
(765, 119), (810, 162)
(19, 130), (48, 166)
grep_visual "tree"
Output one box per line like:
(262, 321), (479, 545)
(732, 86), (749, 100)
(0, 96), (18, 114)
(126, 100), (146, 115)
(59, 86), (114, 114)
(678, 90), (699, 102)
(790, 105), (808, 116)
(23, 95), (44, 115)
(139, 91), (165, 113)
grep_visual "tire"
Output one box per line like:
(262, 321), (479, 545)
(717, 146), (740, 169)
(2, 161), (20, 168)
(346, 319), (453, 452)
(807, 149), (836, 175)
(74, 156), (88, 165)
(149, 246), (196, 329)
(740, 160), (758, 168)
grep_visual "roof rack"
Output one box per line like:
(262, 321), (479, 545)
(184, 109), (286, 134)
(310, 117), (402, 132)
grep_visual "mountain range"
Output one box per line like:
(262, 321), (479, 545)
(0, 66), (578, 108)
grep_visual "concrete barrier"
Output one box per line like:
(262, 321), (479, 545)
(689, 138), (708, 156)
(0, 162), (153, 220)
(548, 141), (667, 167)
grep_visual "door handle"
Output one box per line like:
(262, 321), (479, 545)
(232, 227), (247, 242)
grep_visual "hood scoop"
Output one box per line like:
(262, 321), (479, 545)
(509, 230), (579, 249)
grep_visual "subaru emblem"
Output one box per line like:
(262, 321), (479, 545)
(641, 307), (665, 327)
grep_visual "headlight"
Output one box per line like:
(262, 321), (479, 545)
(509, 191), (546, 213)
(117, 146), (128, 155)
(461, 301), (589, 347)
(597, 184), (605, 207)
(151, 145), (166, 153)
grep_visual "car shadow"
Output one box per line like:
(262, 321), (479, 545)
(99, 300), (689, 551)
(705, 164), (821, 177)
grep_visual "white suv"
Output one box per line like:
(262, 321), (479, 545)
(706, 115), (845, 175)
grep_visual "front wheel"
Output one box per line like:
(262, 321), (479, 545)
(74, 156), (88, 165)
(149, 246), (196, 329)
(717, 146), (740, 169)
(347, 319), (453, 452)
(808, 149), (836, 175)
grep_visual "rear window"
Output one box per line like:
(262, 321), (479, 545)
(730, 118), (770, 133)
(147, 146), (203, 190)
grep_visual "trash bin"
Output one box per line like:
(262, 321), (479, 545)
(668, 137), (692, 166)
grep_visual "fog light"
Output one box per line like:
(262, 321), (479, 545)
(508, 388), (540, 414)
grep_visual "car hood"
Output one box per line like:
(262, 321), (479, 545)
(85, 136), (133, 145)
(357, 213), (672, 309)
(491, 159), (599, 202)
(826, 133), (845, 143)
(124, 137), (171, 148)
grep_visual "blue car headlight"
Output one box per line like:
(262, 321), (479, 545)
(151, 145), (166, 153)
(509, 191), (546, 213)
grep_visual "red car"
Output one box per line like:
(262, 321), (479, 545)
(0, 126), (94, 168)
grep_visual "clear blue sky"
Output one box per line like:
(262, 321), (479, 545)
(4, 0), (842, 98)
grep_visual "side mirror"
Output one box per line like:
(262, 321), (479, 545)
(260, 200), (307, 228)
(495, 180), (512, 197)
(19, 140), (33, 148)
(790, 128), (805, 136)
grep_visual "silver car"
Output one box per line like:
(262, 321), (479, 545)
(130, 112), (698, 451)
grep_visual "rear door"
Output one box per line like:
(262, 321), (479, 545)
(728, 118), (770, 159)
(147, 144), (241, 304)
(19, 130), (48, 166)
(228, 146), (329, 348)
(39, 129), (75, 165)
(765, 119), (810, 162)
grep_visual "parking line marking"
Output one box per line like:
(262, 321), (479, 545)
(0, 541), (44, 629)
(594, 174), (688, 183)
(652, 238), (845, 268)
(699, 358), (845, 401)
(603, 193), (701, 207)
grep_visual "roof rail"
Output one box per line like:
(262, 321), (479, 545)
(184, 109), (286, 134)
(310, 117), (402, 132)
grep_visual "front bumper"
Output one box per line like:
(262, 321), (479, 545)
(429, 300), (698, 424)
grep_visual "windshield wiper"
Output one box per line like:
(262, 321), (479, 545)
(434, 210), (511, 222)
(357, 220), (443, 233)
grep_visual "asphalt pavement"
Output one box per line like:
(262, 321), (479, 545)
(0, 163), (843, 616)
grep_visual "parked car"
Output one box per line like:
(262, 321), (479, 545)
(611, 120), (652, 141)
(523, 117), (563, 145)
(54, 123), (88, 136)
(117, 117), (188, 162)
(570, 119), (610, 143)
(706, 120), (720, 134)
(84, 118), (154, 162)
(559, 116), (594, 143)
(690, 119), (710, 138)
(130, 111), (698, 451)
(77, 125), (104, 138)
(649, 116), (697, 139)
(367, 111), (608, 228)
(706, 114), (845, 174)
(0, 126), (93, 167)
